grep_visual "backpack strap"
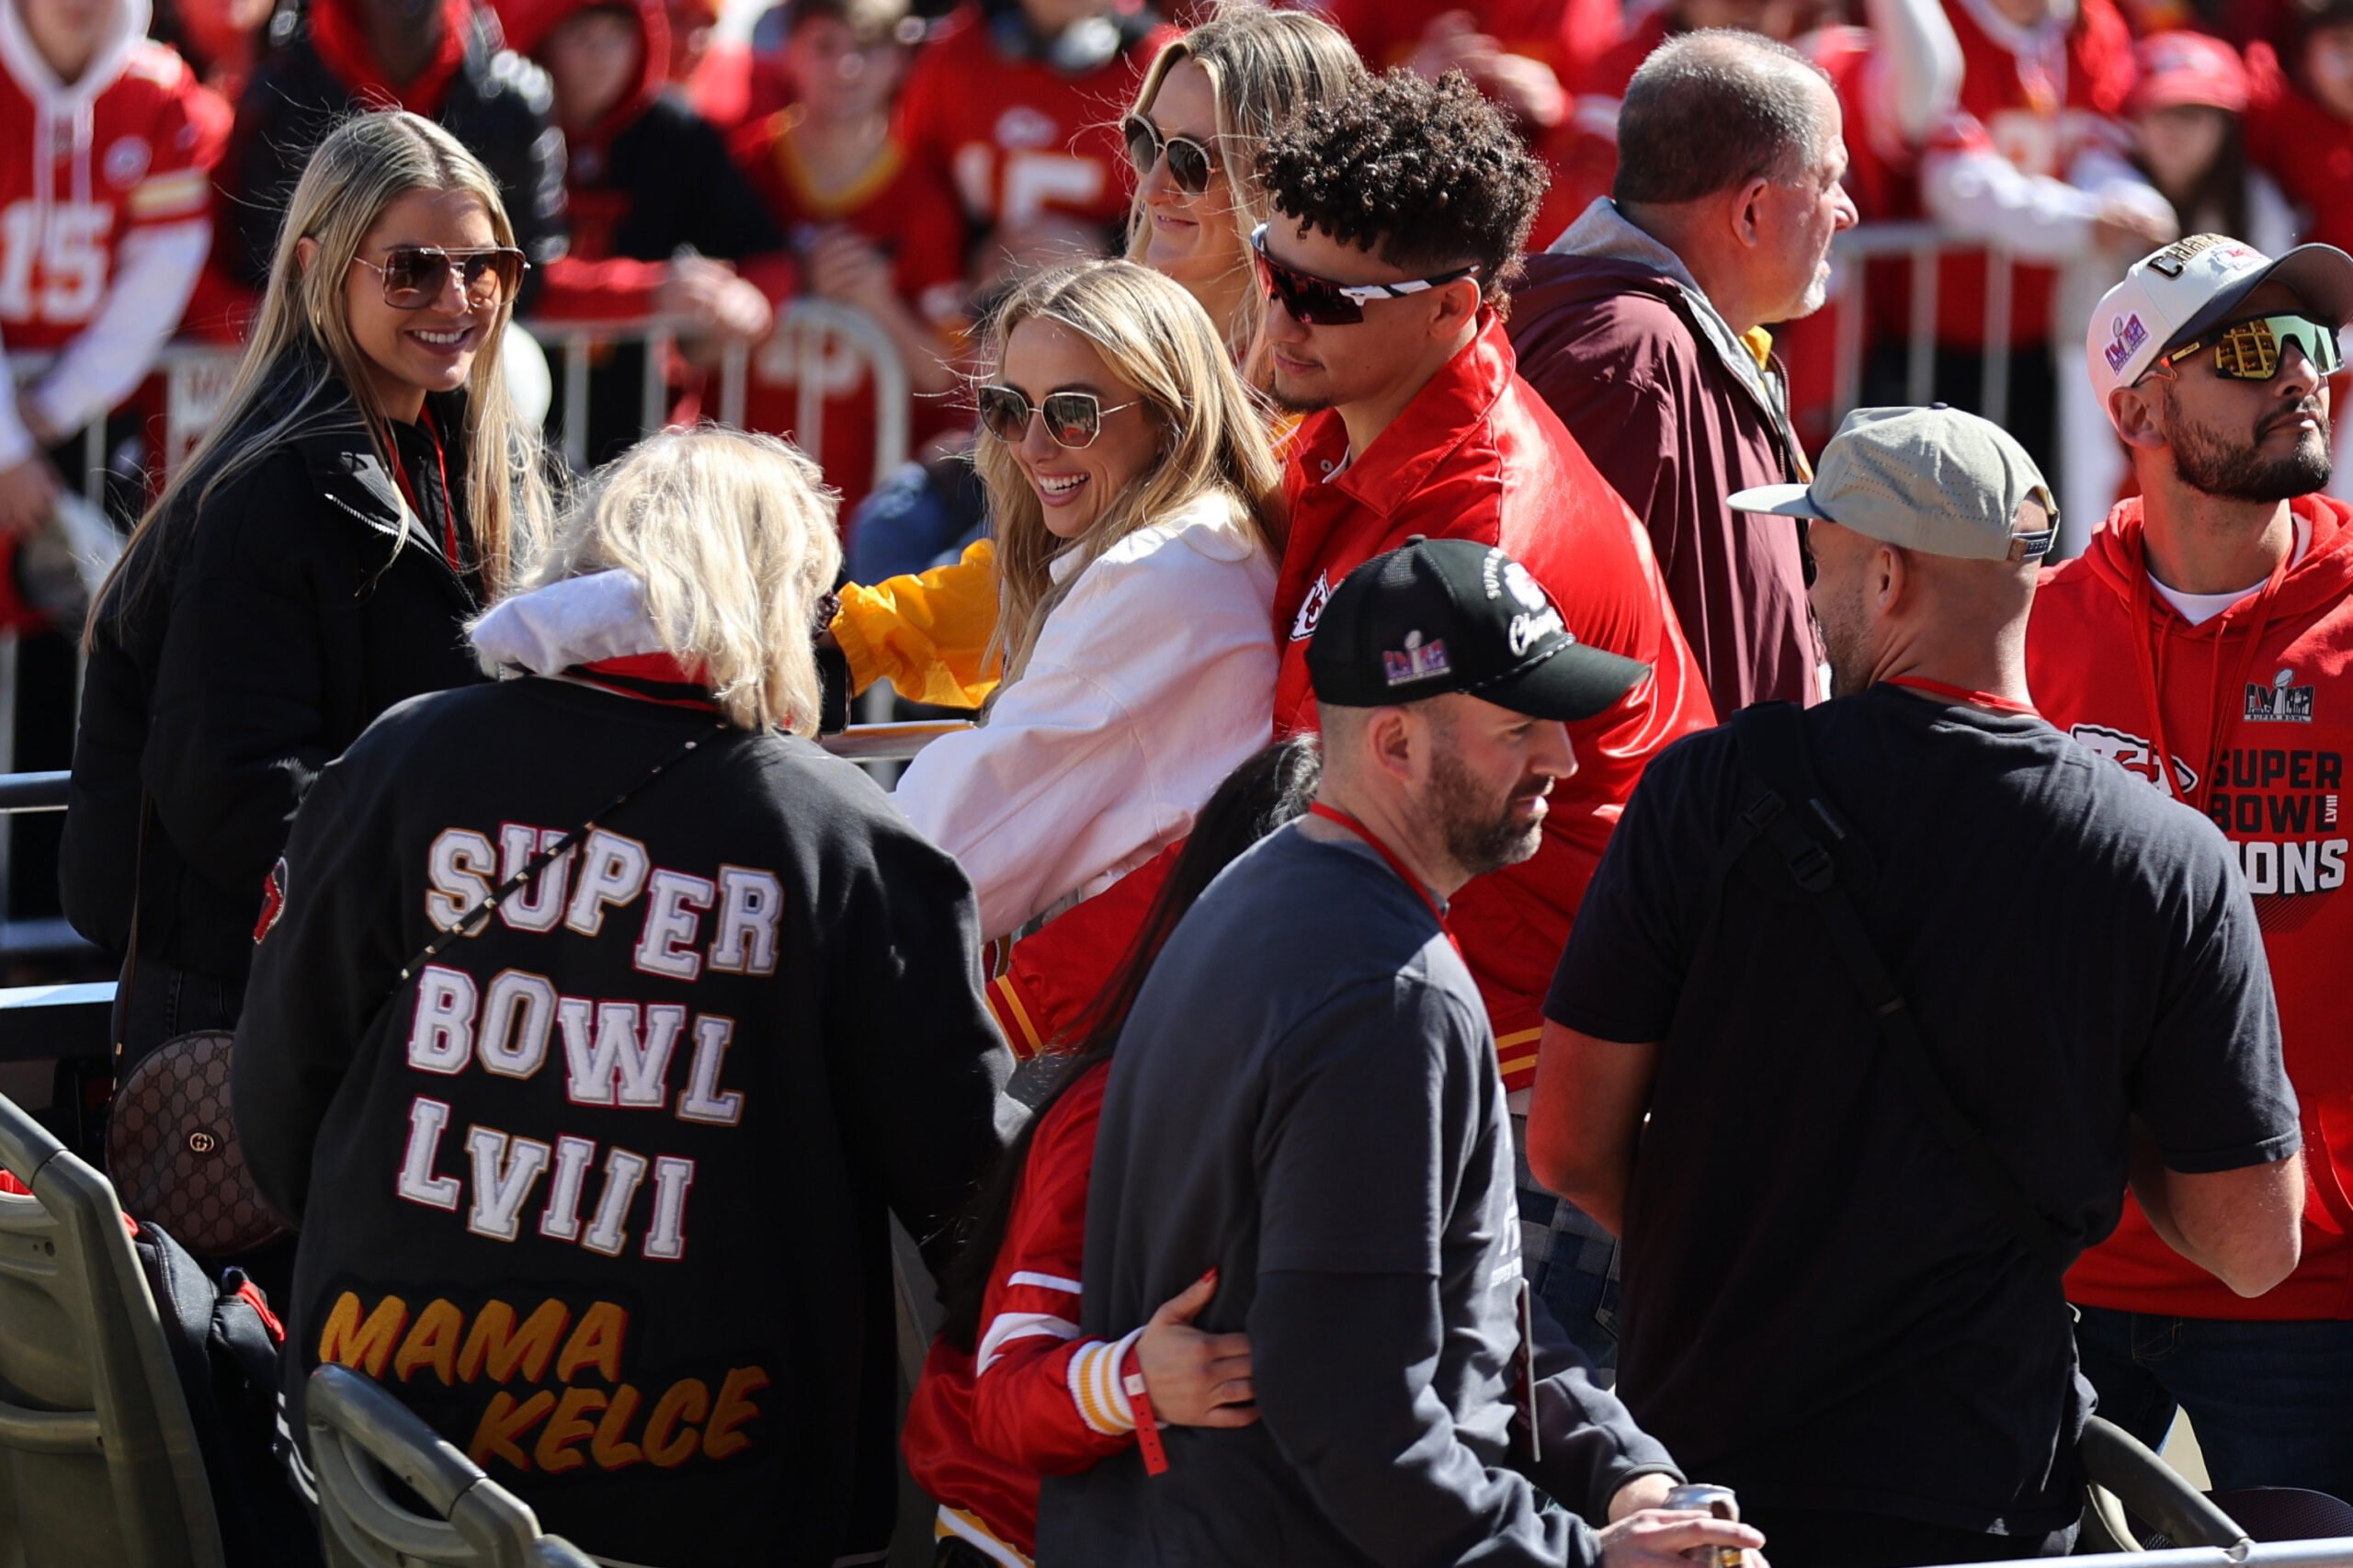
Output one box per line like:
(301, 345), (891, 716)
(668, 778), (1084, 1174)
(1722, 703), (2076, 1274)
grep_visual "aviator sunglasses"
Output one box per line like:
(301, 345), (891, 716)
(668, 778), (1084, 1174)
(2153, 312), (2345, 381)
(348, 244), (529, 311)
(1122, 114), (1219, 196)
(1248, 222), (1479, 327)
(976, 385), (1141, 449)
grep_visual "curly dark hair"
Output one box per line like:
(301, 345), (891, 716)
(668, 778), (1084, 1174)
(1254, 68), (1548, 300)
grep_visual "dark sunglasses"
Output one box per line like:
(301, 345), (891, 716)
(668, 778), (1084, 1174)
(976, 385), (1140, 449)
(1122, 114), (1218, 196)
(1247, 222), (1478, 328)
(2154, 312), (2345, 381)
(349, 245), (528, 311)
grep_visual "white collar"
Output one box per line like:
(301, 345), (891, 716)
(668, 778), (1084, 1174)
(469, 569), (666, 675)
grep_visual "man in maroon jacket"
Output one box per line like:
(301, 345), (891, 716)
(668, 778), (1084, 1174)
(1510, 29), (1853, 716)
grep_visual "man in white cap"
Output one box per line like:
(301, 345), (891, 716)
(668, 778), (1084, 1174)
(2031, 234), (2353, 1501)
(1529, 403), (2304, 1568)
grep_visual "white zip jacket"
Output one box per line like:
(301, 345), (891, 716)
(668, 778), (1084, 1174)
(893, 493), (1277, 943)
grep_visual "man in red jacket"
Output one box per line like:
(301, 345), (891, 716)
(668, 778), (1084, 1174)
(1248, 67), (1712, 1369)
(2029, 233), (2353, 1499)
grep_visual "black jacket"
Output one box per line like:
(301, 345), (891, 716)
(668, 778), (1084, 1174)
(233, 674), (1015, 1566)
(221, 2), (567, 293)
(63, 378), (486, 984)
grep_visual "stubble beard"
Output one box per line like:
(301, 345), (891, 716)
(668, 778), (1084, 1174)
(1427, 747), (1544, 881)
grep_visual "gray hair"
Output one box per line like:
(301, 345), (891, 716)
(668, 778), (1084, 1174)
(1613, 29), (1831, 207)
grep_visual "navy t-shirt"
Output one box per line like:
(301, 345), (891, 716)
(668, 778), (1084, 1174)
(1546, 685), (2299, 1534)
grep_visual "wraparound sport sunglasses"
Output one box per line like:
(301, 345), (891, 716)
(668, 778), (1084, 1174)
(2153, 313), (2345, 381)
(1248, 222), (1479, 328)
(976, 385), (1141, 449)
(1122, 114), (1218, 197)
(348, 245), (529, 311)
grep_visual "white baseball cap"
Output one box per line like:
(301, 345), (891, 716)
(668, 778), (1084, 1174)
(2087, 234), (2353, 422)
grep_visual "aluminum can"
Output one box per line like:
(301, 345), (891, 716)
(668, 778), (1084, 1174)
(1663, 1483), (1743, 1567)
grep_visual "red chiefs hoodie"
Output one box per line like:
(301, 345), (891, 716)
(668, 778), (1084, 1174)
(2029, 494), (2353, 1320)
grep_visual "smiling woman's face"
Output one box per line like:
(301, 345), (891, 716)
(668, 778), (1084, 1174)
(995, 316), (1162, 541)
(1134, 60), (1246, 297)
(340, 187), (500, 422)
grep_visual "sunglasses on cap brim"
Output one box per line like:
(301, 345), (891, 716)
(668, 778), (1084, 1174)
(1122, 115), (1218, 197)
(2152, 312), (2345, 381)
(1794, 484), (2059, 585)
(349, 245), (529, 311)
(975, 385), (1141, 449)
(1247, 222), (1479, 328)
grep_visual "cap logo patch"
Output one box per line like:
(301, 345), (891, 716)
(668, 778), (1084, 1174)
(1383, 630), (1449, 685)
(2154, 232), (2240, 278)
(2104, 312), (2148, 373)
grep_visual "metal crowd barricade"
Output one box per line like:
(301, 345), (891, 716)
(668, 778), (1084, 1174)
(1823, 222), (2021, 430)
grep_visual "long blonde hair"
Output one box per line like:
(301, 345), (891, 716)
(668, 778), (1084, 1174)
(93, 111), (550, 641)
(1124, 3), (1366, 364)
(513, 426), (841, 735)
(980, 259), (1286, 686)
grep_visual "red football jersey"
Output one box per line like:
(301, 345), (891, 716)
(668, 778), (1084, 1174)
(732, 113), (970, 515)
(0, 35), (227, 354)
(895, 6), (1175, 236)
(1876, 0), (2136, 347)
(1319, 0), (1620, 81)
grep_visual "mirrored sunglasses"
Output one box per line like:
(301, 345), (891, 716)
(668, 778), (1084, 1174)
(351, 245), (528, 311)
(975, 385), (1140, 449)
(1122, 114), (1217, 196)
(2157, 312), (2345, 381)
(1247, 222), (1479, 328)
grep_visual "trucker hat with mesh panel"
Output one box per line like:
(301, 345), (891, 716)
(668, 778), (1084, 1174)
(2086, 234), (2353, 417)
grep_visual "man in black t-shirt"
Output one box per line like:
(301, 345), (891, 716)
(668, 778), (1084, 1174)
(1527, 407), (2307, 1568)
(1042, 541), (1765, 1568)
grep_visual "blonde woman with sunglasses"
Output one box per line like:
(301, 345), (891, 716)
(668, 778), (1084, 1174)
(890, 258), (1285, 942)
(63, 110), (552, 1073)
(825, 3), (1364, 713)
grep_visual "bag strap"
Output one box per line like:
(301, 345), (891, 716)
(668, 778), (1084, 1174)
(1722, 703), (2075, 1274)
(115, 793), (153, 1067)
(396, 722), (724, 983)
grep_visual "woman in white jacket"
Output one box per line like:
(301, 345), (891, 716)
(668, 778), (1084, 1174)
(892, 259), (1285, 941)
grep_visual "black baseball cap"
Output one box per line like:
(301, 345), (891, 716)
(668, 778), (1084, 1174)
(1308, 538), (1651, 720)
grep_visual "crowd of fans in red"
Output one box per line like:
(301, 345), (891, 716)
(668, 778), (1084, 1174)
(15, 0), (2353, 577)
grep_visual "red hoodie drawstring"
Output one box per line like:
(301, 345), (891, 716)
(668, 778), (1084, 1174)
(2125, 525), (2292, 819)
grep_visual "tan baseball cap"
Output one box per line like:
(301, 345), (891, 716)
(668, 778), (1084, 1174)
(1727, 405), (2057, 562)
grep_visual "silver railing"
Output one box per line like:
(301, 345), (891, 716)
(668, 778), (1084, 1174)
(1824, 222), (2021, 429)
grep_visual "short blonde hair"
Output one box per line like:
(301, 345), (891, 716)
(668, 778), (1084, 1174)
(519, 427), (842, 734)
(980, 258), (1285, 685)
(1124, 3), (1366, 362)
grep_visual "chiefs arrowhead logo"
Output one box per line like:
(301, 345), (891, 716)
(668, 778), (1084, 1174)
(1289, 572), (1333, 642)
(2069, 723), (2198, 795)
(254, 858), (289, 945)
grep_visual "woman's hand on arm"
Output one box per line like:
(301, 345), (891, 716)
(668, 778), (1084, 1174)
(1137, 1269), (1257, 1429)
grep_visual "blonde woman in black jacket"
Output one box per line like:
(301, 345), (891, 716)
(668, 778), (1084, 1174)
(64, 109), (552, 1069)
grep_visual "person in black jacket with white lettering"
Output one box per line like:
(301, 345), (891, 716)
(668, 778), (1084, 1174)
(232, 424), (1016, 1568)
(63, 111), (552, 1070)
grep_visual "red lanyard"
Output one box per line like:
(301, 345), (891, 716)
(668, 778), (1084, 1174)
(1884, 675), (2040, 720)
(1307, 801), (1462, 959)
(385, 410), (460, 569)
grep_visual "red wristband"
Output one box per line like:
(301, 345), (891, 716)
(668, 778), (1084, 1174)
(1120, 1340), (1170, 1476)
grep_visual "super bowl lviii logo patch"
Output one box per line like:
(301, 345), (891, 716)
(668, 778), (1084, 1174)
(2246, 668), (2316, 723)
(1384, 631), (1449, 686)
(2104, 312), (2148, 374)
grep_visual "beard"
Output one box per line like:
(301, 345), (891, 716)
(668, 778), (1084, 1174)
(1816, 573), (1873, 699)
(2165, 387), (2334, 502)
(1427, 747), (1546, 880)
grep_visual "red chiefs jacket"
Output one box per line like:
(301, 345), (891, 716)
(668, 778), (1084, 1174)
(2028, 494), (2353, 1320)
(983, 314), (1711, 1088)
(904, 1063), (1127, 1565)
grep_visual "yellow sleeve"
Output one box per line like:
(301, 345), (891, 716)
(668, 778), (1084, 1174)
(830, 538), (1002, 710)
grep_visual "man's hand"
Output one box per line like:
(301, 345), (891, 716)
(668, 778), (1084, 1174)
(656, 256), (771, 342)
(1407, 9), (1567, 127)
(2093, 199), (2177, 254)
(1597, 1506), (1767, 1568)
(1608, 1472), (1679, 1521)
(0, 455), (63, 537)
(1137, 1268), (1258, 1428)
